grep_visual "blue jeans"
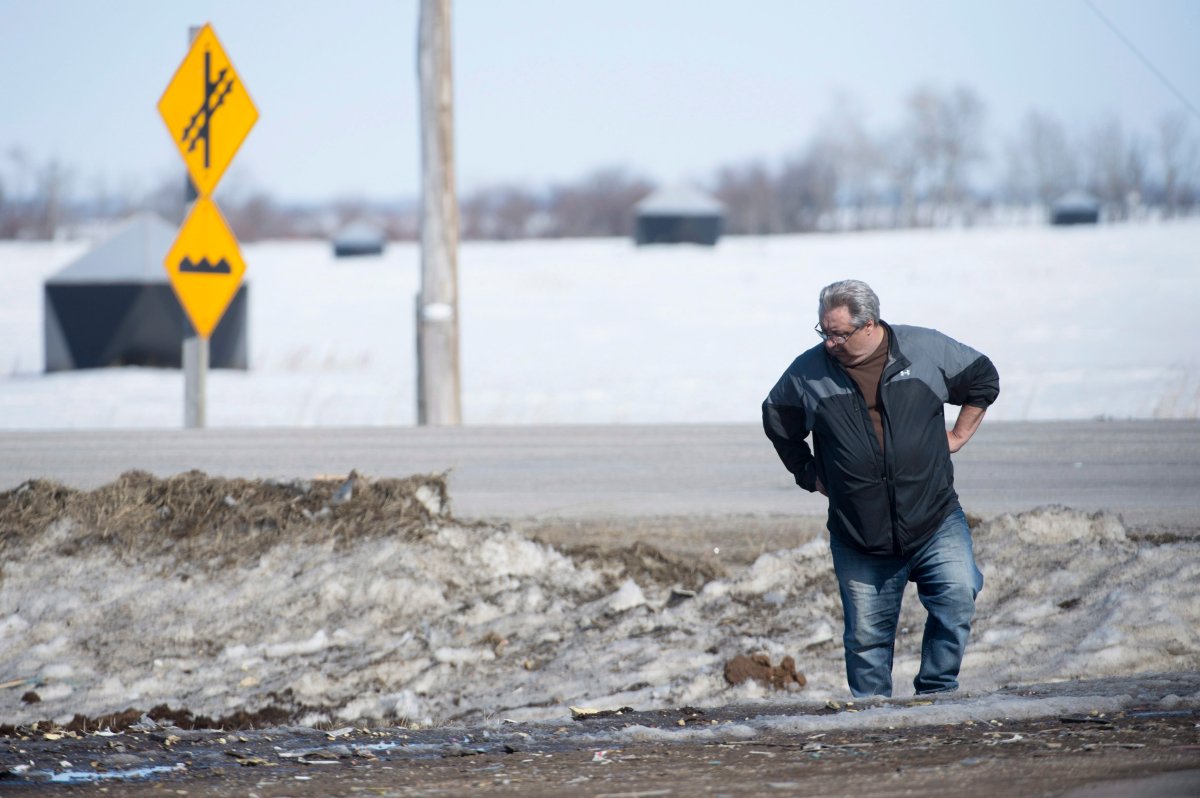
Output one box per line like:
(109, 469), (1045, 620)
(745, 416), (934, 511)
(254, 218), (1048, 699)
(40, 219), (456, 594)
(829, 508), (983, 697)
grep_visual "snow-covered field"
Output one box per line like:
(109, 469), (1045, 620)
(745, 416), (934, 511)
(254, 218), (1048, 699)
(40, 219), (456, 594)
(2, 220), (1198, 428)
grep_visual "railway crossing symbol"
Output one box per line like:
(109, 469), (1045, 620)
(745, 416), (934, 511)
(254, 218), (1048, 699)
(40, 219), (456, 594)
(157, 23), (258, 198)
(158, 23), (256, 342)
(163, 197), (247, 340)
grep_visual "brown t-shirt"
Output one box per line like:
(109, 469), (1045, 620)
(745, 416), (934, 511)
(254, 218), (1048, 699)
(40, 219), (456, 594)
(843, 327), (889, 451)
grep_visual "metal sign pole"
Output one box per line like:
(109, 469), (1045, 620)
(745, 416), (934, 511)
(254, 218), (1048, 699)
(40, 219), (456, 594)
(184, 333), (207, 427)
(182, 24), (206, 430)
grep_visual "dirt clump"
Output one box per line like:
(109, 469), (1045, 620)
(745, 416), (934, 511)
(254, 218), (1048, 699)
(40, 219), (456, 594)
(558, 538), (723, 591)
(723, 652), (807, 690)
(1, 700), (326, 737)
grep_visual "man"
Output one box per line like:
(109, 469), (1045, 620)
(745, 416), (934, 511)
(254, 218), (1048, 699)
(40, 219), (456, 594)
(762, 279), (999, 697)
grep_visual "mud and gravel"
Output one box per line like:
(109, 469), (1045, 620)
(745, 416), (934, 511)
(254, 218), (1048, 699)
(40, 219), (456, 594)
(1, 678), (1197, 796)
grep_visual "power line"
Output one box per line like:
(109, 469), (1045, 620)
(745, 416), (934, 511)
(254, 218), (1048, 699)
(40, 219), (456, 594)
(1082, 0), (1200, 123)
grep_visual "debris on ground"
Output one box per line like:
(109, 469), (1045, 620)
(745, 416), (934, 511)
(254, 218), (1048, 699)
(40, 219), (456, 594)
(723, 653), (807, 691)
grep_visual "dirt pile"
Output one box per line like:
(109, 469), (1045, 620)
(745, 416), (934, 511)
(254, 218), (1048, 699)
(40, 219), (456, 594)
(0, 470), (450, 569)
(723, 653), (807, 691)
(558, 539), (723, 592)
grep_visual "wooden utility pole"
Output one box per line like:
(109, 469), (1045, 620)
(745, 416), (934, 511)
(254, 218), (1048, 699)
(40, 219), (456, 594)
(416, 0), (462, 425)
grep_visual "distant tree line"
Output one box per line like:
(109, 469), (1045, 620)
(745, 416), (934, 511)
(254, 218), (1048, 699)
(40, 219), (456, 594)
(2, 85), (1197, 242)
(710, 86), (1199, 234)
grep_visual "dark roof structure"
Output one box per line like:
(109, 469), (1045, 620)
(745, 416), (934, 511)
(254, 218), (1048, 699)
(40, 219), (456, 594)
(1050, 190), (1101, 226)
(634, 186), (724, 246)
(332, 221), (386, 257)
(44, 214), (247, 371)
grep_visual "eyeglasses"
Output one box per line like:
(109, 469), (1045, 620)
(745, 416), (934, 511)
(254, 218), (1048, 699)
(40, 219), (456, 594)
(814, 322), (865, 345)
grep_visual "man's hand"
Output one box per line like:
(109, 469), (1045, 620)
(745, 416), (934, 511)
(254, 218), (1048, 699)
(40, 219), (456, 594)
(814, 475), (828, 496)
(948, 404), (987, 453)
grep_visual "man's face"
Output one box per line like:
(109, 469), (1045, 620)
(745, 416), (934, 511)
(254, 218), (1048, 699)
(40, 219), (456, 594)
(820, 305), (876, 367)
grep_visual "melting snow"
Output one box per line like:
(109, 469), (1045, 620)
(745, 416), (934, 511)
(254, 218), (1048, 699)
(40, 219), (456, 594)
(1, 503), (1196, 728)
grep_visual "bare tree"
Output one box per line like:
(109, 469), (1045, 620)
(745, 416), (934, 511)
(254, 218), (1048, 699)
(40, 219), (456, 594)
(900, 85), (987, 219)
(34, 159), (72, 238)
(711, 161), (781, 235)
(881, 127), (921, 227)
(1084, 116), (1146, 220)
(546, 167), (651, 238)
(491, 186), (542, 239)
(1157, 111), (1199, 217)
(810, 94), (883, 228)
(224, 192), (299, 241)
(776, 148), (838, 232)
(1005, 110), (1078, 206)
(141, 171), (187, 225)
(86, 174), (137, 222)
(904, 86), (943, 206)
(0, 173), (8, 238)
(461, 184), (542, 240)
(0, 155), (76, 239)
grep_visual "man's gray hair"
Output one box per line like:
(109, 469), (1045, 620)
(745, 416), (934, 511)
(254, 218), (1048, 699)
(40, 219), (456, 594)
(819, 279), (880, 327)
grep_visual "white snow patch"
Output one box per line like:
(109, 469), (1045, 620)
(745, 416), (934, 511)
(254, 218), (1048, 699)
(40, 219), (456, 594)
(606, 579), (647, 613)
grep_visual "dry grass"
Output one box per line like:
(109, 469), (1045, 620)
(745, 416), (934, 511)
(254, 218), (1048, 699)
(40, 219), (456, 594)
(0, 470), (451, 570)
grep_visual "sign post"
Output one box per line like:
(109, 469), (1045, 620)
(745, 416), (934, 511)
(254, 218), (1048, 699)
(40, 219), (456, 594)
(157, 23), (257, 428)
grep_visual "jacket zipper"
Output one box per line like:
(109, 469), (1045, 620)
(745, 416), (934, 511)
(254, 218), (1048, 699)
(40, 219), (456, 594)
(880, 344), (907, 555)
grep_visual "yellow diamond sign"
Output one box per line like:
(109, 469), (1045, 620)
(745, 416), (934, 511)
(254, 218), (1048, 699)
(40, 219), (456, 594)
(164, 197), (246, 339)
(158, 23), (258, 197)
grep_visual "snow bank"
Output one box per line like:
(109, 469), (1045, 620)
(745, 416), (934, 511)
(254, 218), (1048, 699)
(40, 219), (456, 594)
(2, 479), (1196, 728)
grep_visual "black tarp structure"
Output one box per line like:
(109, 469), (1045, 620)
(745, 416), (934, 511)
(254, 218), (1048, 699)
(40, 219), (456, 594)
(634, 185), (724, 246)
(1050, 190), (1101, 225)
(44, 214), (248, 372)
(332, 221), (386, 257)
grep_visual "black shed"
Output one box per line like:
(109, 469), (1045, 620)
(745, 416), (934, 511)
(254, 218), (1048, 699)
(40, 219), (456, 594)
(44, 214), (248, 372)
(332, 221), (386, 257)
(634, 186), (724, 246)
(1050, 190), (1101, 225)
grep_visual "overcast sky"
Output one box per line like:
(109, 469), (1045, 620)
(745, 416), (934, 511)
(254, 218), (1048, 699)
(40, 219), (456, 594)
(2, 0), (1198, 204)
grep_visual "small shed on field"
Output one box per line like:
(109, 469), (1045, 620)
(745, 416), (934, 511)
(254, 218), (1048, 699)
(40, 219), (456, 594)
(634, 185), (724, 246)
(44, 213), (248, 372)
(1050, 190), (1101, 226)
(332, 221), (386, 257)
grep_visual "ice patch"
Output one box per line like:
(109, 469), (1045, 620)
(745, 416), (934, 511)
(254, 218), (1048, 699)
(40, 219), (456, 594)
(265, 629), (336, 658)
(756, 693), (1133, 735)
(48, 763), (188, 783)
(608, 723), (758, 743)
(606, 579), (646, 613)
(433, 646), (496, 666)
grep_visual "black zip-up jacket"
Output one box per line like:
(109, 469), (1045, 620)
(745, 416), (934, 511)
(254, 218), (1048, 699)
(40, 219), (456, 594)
(763, 321), (999, 556)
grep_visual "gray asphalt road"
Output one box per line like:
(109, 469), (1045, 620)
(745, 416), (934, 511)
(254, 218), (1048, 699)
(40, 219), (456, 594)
(2, 420), (1198, 532)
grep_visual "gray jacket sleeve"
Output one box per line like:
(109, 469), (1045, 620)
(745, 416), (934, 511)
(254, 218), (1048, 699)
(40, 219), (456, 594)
(762, 397), (819, 492)
(940, 335), (1000, 408)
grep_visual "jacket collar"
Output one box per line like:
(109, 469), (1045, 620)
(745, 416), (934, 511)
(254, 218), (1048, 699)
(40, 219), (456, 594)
(879, 319), (911, 378)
